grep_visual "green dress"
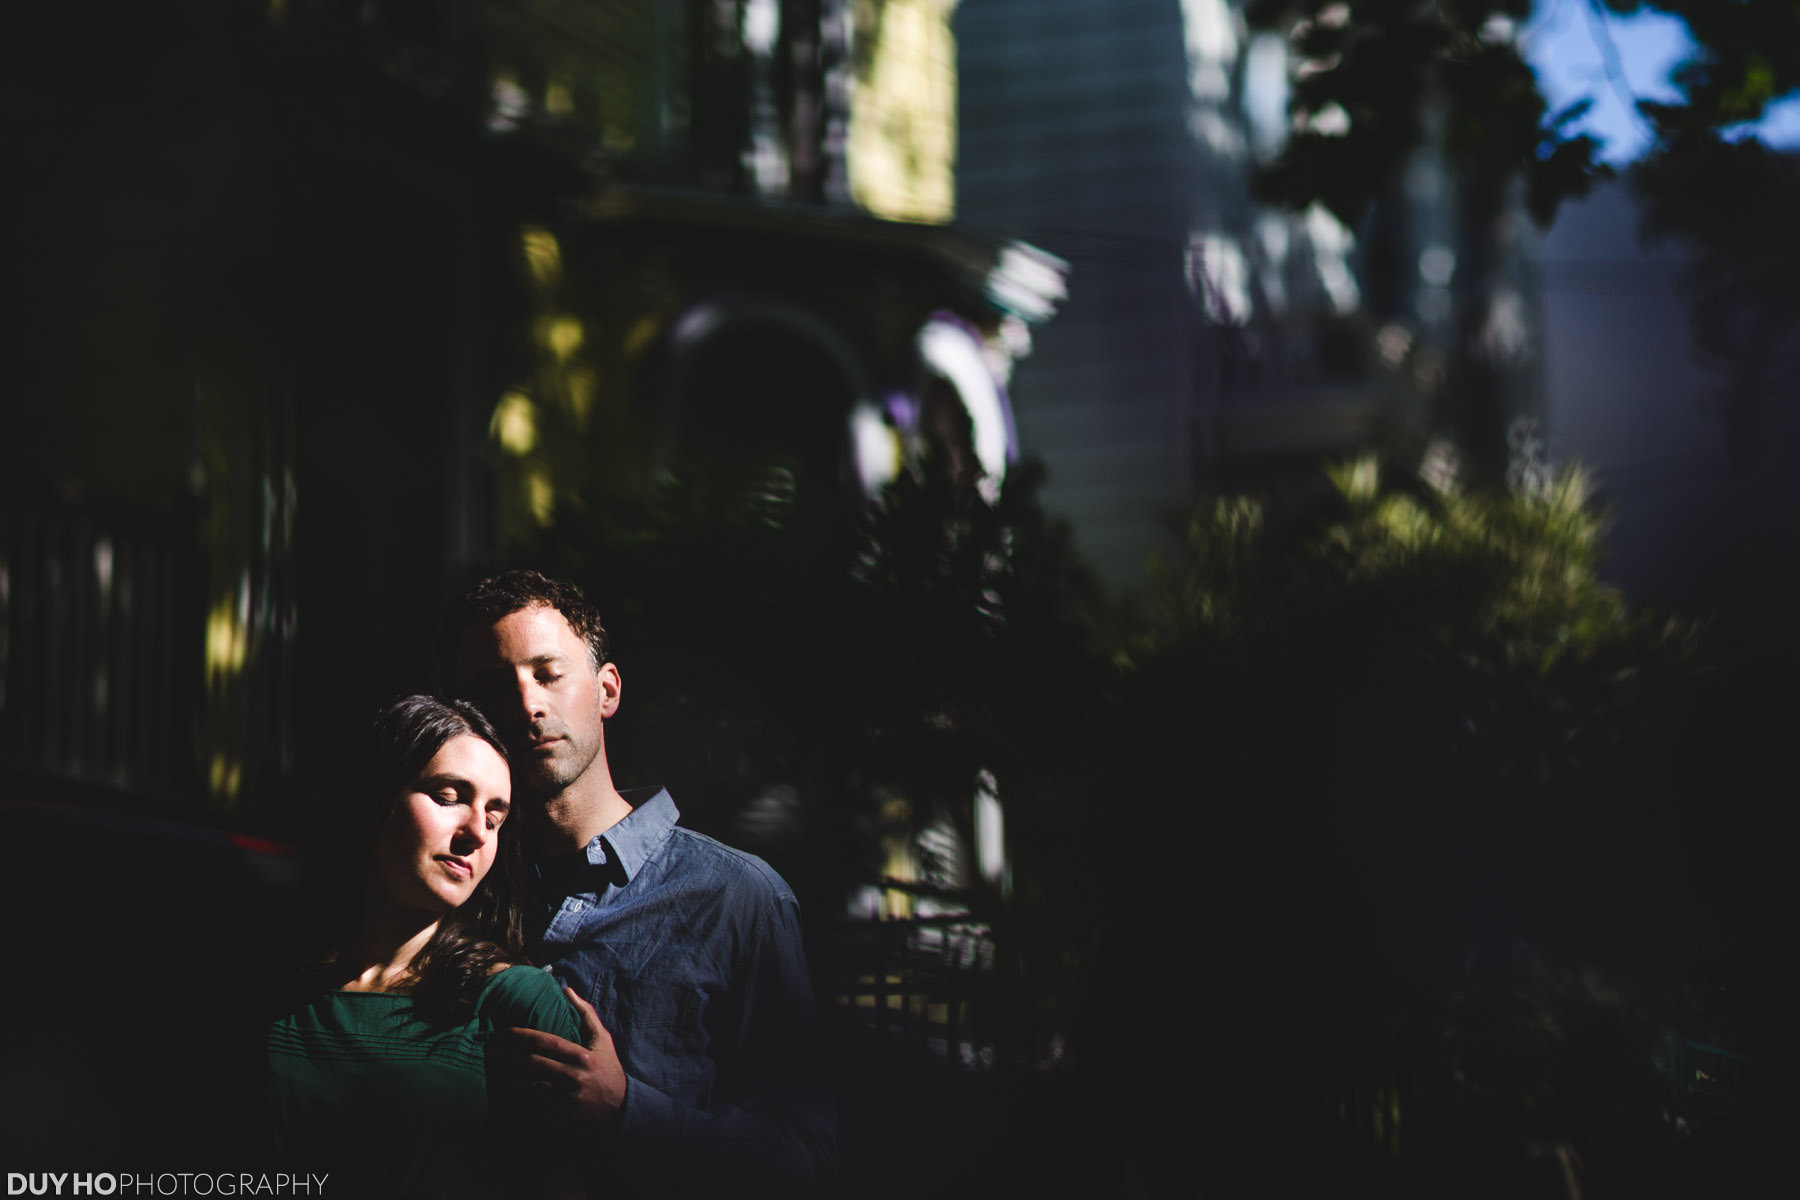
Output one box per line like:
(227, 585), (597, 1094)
(266, 964), (582, 1198)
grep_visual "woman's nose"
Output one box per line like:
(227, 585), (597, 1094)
(455, 807), (491, 847)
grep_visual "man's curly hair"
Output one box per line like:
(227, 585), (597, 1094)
(439, 569), (611, 692)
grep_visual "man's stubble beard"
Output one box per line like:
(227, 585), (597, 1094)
(518, 734), (601, 799)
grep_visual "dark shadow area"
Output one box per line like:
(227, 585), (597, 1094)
(1, 798), (300, 1170)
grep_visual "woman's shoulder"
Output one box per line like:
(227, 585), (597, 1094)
(479, 962), (556, 994)
(475, 964), (579, 1034)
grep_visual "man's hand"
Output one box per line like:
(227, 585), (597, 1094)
(504, 987), (628, 1129)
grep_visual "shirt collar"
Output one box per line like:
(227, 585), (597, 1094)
(587, 787), (679, 884)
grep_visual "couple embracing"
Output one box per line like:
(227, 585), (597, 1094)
(263, 570), (832, 1198)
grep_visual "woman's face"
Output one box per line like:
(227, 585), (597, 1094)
(371, 733), (512, 917)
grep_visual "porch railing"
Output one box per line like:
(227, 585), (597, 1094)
(814, 908), (1029, 1073)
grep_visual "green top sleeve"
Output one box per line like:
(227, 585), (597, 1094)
(479, 965), (583, 1043)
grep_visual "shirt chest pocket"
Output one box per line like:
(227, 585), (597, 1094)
(611, 975), (711, 1096)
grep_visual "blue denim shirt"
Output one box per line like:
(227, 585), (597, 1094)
(534, 788), (832, 1194)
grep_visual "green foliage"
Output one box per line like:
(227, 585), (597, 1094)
(1138, 492), (1268, 647)
(1134, 454), (1700, 714)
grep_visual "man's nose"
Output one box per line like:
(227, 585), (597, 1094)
(505, 674), (549, 722)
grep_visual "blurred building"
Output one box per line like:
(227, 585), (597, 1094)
(955, 0), (1541, 592)
(1537, 173), (1800, 661)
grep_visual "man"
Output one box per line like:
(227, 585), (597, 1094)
(440, 569), (832, 1197)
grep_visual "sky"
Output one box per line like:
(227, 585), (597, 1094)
(1523, 0), (1800, 163)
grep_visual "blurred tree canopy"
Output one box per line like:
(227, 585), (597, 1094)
(1246, 0), (1800, 229)
(1246, 0), (1800, 471)
(1245, 0), (1608, 231)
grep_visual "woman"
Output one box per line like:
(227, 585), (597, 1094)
(265, 695), (580, 1198)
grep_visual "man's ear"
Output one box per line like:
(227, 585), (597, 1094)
(598, 662), (622, 718)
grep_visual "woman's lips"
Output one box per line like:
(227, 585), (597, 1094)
(437, 856), (473, 878)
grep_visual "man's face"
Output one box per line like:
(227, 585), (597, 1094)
(453, 604), (619, 798)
